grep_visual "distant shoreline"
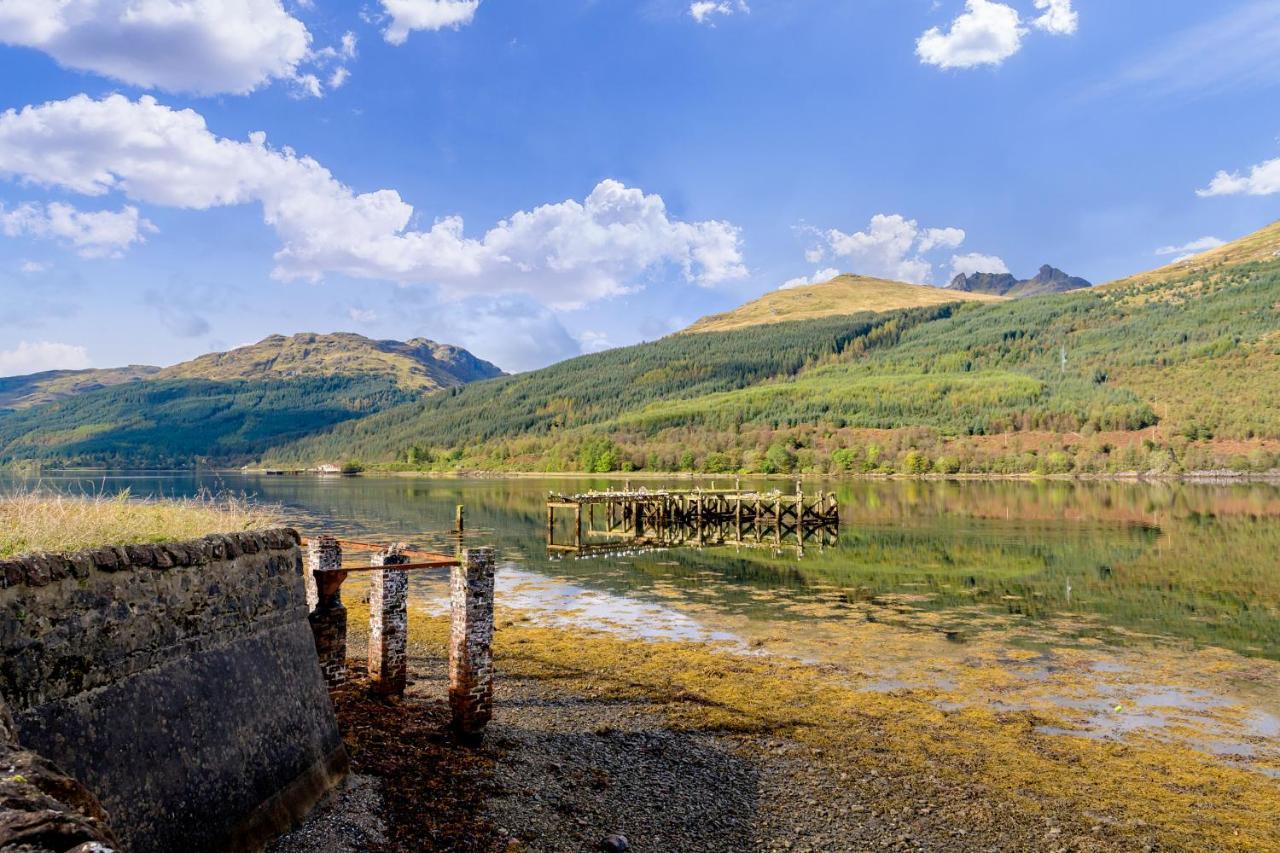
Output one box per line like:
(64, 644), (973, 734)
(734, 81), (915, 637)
(235, 468), (1280, 484)
(10, 466), (1280, 485)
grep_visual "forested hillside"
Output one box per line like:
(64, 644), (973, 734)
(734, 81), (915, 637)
(0, 376), (420, 468)
(0, 333), (503, 468)
(267, 221), (1280, 476)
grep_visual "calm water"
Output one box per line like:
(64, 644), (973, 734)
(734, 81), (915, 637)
(9, 473), (1280, 761)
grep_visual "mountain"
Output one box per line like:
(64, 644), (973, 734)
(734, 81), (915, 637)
(685, 274), (1003, 333)
(265, 220), (1280, 476)
(154, 332), (502, 390)
(948, 265), (1091, 298)
(0, 333), (502, 468)
(0, 366), (160, 410)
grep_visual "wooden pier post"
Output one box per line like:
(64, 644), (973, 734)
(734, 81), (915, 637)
(369, 544), (410, 697)
(450, 547), (496, 739)
(775, 495), (783, 547)
(455, 504), (465, 533)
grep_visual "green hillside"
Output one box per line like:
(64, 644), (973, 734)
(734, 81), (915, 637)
(266, 220), (1280, 476)
(0, 333), (503, 468)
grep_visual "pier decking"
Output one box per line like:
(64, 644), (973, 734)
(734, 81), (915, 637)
(546, 485), (839, 556)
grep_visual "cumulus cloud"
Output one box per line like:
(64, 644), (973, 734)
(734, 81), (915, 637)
(804, 214), (1005, 285)
(348, 306), (378, 323)
(780, 267), (840, 290)
(689, 1), (748, 26)
(0, 94), (746, 305)
(1033, 0), (1077, 35)
(0, 341), (91, 377)
(917, 0), (1025, 69)
(1198, 156), (1280, 197)
(381, 0), (479, 45)
(429, 295), (583, 373)
(0, 0), (314, 95)
(576, 330), (613, 353)
(1, 202), (154, 258)
(19, 260), (49, 274)
(1156, 236), (1226, 263)
(917, 0), (1076, 70)
(949, 252), (1011, 278)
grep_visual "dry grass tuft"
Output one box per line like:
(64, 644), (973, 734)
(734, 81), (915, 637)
(0, 491), (281, 558)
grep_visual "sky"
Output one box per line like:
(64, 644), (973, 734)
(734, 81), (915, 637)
(1, 0), (1278, 376)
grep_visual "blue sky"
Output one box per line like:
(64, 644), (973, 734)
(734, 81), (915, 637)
(1, 0), (1278, 375)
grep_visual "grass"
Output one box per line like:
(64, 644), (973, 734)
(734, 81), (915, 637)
(685, 274), (1004, 333)
(0, 491), (281, 557)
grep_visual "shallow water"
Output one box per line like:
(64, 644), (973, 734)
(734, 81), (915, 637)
(9, 473), (1280, 769)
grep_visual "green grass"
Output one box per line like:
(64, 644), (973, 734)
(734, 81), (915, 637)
(0, 491), (281, 557)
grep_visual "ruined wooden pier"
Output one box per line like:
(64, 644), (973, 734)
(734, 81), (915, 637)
(302, 536), (495, 737)
(547, 485), (839, 556)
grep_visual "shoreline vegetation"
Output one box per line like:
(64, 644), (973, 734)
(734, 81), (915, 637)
(244, 466), (1280, 483)
(0, 492), (280, 558)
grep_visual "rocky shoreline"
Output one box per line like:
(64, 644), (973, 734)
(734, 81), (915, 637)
(274, 617), (1185, 853)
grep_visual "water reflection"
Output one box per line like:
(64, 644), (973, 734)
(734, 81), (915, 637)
(6, 473), (1280, 660)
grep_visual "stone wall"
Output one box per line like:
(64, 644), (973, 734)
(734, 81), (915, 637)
(0, 530), (346, 853)
(0, 693), (119, 852)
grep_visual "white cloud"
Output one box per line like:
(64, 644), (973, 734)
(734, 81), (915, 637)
(309, 30), (356, 93)
(19, 260), (48, 274)
(1, 202), (154, 258)
(381, 0), (479, 45)
(1198, 157), (1280, 197)
(431, 295), (582, 373)
(1155, 236), (1226, 263)
(0, 0), (313, 95)
(807, 214), (963, 284)
(0, 341), (91, 377)
(348, 307), (378, 323)
(949, 252), (1010, 278)
(917, 0), (1026, 69)
(918, 0), (1077, 70)
(0, 94), (746, 306)
(780, 267), (840, 290)
(1156, 236), (1226, 256)
(689, 1), (748, 26)
(1032, 0), (1077, 35)
(577, 330), (613, 353)
(918, 227), (966, 253)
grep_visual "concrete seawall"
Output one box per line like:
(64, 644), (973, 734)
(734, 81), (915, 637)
(0, 529), (346, 853)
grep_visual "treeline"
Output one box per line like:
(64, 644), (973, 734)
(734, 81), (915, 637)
(371, 423), (1280, 477)
(0, 375), (417, 468)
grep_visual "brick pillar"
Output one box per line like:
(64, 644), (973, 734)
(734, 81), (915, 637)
(307, 536), (348, 689)
(369, 544), (410, 697)
(449, 547), (496, 739)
